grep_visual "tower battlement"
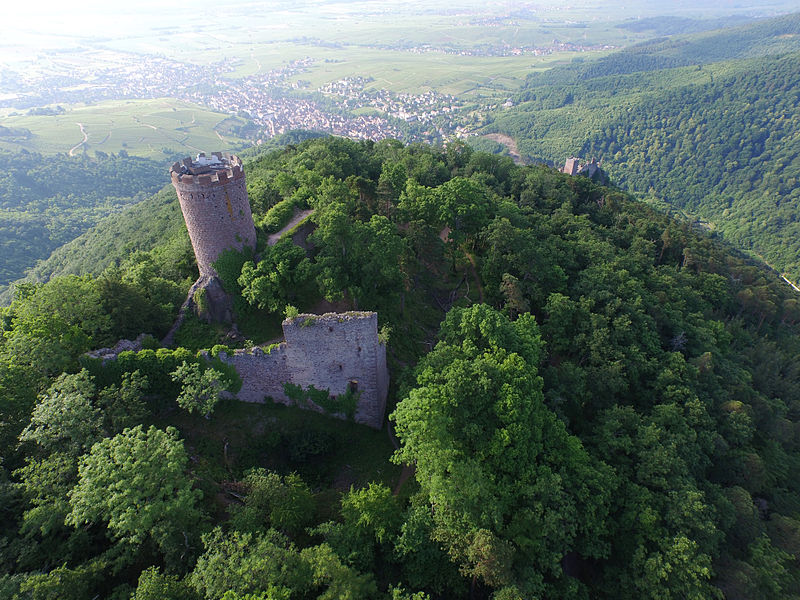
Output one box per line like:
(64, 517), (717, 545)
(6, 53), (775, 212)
(171, 152), (256, 278)
(170, 153), (245, 186)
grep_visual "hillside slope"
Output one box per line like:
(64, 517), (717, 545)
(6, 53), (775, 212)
(0, 152), (166, 288)
(487, 13), (800, 280)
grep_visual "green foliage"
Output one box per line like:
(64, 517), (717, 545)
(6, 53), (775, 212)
(3, 134), (800, 599)
(340, 483), (403, 546)
(96, 370), (150, 433)
(96, 252), (185, 339)
(67, 425), (205, 567)
(193, 288), (209, 315)
(392, 493), (467, 596)
(189, 528), (311, 600)
(172, 313), (227, 351)
(213, 247), (254, 296)
(238, 240), (314, 314)
(1, 276), (111, 377)
(18, 370), (101, 455)
(229, 469), (315, 537)
(81, 346), (241, 402)
(16, 561), (102, 600)
(310, 199), (406, 311)
(392, 305), (612, 596)
(171, 361), (227, 418)
(283, 382), (359, 420)
(210, 344), (235, 358)
(132, 567), (197, 600)
(490, 15), (800, 281)
(2, 185), (194, 307)
(0, 151), (165, 288)
(259, 197), (300, 233)
(284, 427), (336, 466)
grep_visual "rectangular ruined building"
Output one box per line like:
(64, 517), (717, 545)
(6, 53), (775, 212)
(218, 312), (389, 429)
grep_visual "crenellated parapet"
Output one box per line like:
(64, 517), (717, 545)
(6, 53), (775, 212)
(170, 152), (245, 186)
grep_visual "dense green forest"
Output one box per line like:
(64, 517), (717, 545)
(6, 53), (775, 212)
(0, 152), (168, 291)
(486, 13), (800, 281)
(2, 136), (800, 599)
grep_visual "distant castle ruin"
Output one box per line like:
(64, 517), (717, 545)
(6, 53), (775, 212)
(561, 156), (608, 184)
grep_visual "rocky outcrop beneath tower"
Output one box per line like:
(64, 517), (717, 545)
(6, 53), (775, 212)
(161, 275), (234, 347)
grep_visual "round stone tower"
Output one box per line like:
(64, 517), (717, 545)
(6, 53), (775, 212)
(170, 152), (256, 277)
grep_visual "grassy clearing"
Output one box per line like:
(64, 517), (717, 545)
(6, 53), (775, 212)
(0, 98), (249, 158)
(159, 398), (400, 511)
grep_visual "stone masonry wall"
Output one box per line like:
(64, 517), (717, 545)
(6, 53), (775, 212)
(171, 154), (257, 277)
(219, 343), (290, 403)
(218, 312), (388, 429)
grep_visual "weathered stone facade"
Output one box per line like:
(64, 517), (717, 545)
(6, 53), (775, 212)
(562, 157), (580, 175)
(165, 156), (388, 427)
(170, 153), (256, 278)
(218, 312), (389, 429)
(561, 156), (609, 184)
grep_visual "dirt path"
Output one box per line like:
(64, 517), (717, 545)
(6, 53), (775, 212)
(782, 276), (800, 293)
(267, 209), (314, 246)
(68, 123), (88, 156)
(388, 421), (416, 495)
(483, 133), (526, 165)
(466, 252), (485, 303)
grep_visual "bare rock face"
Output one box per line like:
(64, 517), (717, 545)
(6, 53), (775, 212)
(86, 333), (148, 361)
(159, 275), (234, 347)
(190, 275), (234, 323)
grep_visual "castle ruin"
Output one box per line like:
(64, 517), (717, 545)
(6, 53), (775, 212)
(218, 312), (388, 429)
(162, 153), (389, 428)
(561, 156), (608, 184)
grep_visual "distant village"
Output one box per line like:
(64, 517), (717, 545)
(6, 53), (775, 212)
(0, 37), (603, 147)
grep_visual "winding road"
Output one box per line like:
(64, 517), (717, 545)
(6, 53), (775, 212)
(68, 123), (88, 156)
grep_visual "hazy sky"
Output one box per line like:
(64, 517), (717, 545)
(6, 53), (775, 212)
(5, 0), (796, 51)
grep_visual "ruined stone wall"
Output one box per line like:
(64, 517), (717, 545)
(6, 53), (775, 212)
(217, 312), (388, 429)
(283, 312), (387, 428)
(90, 311), (388, 429)
(170, 154), (257, 277)
(219, 344), (290, 403)
(562, 157), (580, 175)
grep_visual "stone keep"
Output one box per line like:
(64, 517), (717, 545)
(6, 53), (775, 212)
(170, 153), (257, 277)
(218, 312), (389, 429)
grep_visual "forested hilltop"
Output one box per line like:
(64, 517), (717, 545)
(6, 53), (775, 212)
(2, 137), (800, 599)
(486, 13), (800, 282)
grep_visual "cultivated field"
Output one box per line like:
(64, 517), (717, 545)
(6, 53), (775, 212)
(0, 99), (249, 158)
